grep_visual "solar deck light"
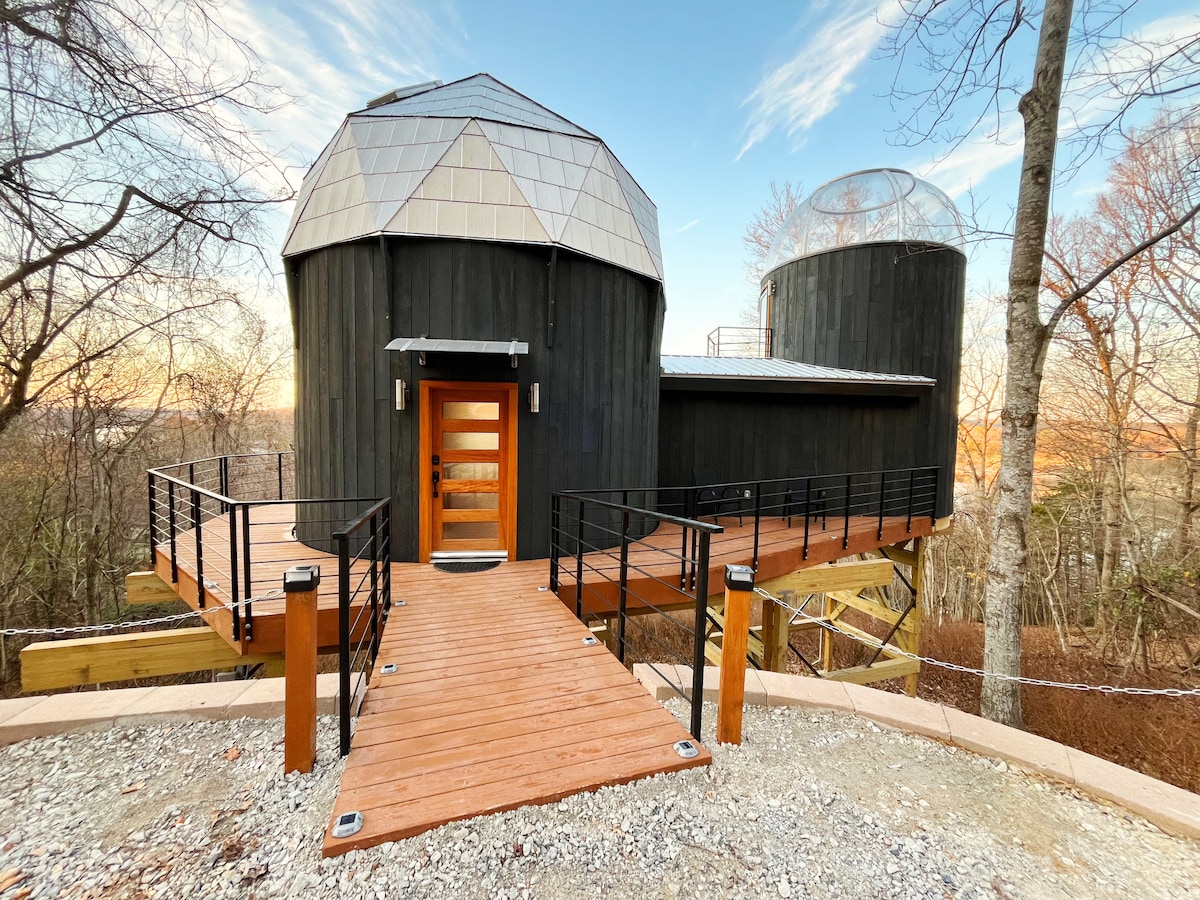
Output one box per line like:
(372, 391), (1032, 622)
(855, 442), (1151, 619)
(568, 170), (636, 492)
(332, 811), (364, 838)
(724, 564), (755, 592)
(529, 382), (540, 413)
(673, 740), (699, 759)
(283, 564), (321, 593)
(380, 663), (398, 675)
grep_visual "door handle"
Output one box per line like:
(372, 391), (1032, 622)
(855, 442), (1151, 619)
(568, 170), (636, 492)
(432, 470), (440, 498)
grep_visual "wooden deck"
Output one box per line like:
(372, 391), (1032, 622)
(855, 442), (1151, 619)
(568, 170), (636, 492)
(323, 560), (711, 855)
(150, 506), (934, 855)
(558, 512), (935, 618)
(152, 505), (935, 655)
(152, 504), (363, 655)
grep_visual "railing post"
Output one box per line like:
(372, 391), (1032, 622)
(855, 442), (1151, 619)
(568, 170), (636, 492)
(338, 535), (352, 756)
(147, 473), (157, 566)
(192, 486), (205, 608)
(690, 532), (711, 741)
(842, 474), (852, 550)
(574, 499), (585, 620)
(679, 526), (688, 590)
(277, 452), (285, 500)
(717, 565), (755, 745)
(229, 506), (241, 641)
(219, 456), (229, 513)
(242, 503), (253, 641)
(752, 483), (762, 571)
(802, 478), (811, 561)
(690, 526), (698, 591)
(167, 481), (179, 583)
(907, 469), (915, 533)
(283, 564), (320, 774)
(549, 494), (561, 593)
(369, 514), (380, 662)
(381, 503), (392, 619)
(617, 509), (630, 665)
(877, 471), (886, 540)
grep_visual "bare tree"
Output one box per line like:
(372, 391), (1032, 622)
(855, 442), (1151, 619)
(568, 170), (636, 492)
(175, 307), (291, 457)
(886, 1), (1200, 726)
(0, 0), (289, 436)
(957, 299), (1007, 497)
(744, 180), (803, 290)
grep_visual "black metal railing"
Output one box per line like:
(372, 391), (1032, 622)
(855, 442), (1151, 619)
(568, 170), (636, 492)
(548, 467), (939, 738)
(550, 493), (722, 741)
(336, 498), (392, 756)
(147, 453), (381, 642)
(556, 467), (938, 571)
(706, 326), (772, 358)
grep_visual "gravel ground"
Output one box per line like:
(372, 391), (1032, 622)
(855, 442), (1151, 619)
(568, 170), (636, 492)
(1, 700), (1198, 899)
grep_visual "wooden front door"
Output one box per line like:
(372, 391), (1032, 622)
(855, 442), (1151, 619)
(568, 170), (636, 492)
(419, 381), (518, 562)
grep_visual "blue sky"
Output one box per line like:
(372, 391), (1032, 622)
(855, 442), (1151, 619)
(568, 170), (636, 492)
(231, 0), (1198, 354)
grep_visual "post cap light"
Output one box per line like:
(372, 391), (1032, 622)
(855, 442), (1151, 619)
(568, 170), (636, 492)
(724, 564), (755, 592)
(283, 564), (321, 593)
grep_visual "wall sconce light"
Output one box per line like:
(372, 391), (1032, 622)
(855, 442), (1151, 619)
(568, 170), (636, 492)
(395, 379), (410, 411)
(529, 382), (540, 413)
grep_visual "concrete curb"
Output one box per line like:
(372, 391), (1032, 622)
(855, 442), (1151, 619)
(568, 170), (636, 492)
(633, 663), (1200, 841)
(0, 674), (342, 746)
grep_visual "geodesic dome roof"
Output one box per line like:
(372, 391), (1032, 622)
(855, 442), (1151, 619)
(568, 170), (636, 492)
(763, 168), (964, 277)
(283, 74), (663, 282)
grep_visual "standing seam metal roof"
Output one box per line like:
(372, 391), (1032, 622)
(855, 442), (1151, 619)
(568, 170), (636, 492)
(659, 355), (934, 385)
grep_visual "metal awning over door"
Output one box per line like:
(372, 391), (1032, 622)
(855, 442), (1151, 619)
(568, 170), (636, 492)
(385, 337), (529, 367)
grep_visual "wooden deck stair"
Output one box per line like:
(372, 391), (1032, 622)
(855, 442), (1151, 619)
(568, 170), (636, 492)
(322, 560), (711, 855)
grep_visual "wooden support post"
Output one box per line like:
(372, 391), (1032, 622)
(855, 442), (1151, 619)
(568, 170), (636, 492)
(819, 592), (835, 673)
(902, 538), (924, 697)
(717, 565), (754, 745)
(284, 565), (320, 774)
(760, 590), (790, 673)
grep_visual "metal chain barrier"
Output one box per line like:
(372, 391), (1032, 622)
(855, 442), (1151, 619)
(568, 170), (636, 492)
(754, 587), (1200, 699)
(1, 589), (285, 637)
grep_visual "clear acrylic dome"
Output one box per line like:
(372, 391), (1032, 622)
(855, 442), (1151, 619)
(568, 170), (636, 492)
(763, 168), (964, 276)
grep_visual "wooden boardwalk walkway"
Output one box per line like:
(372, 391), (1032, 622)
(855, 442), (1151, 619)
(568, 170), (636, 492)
(150, 506), (934, 855)
(322, 560), (710, 855)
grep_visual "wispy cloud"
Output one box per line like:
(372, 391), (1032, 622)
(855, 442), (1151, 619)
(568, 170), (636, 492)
(673, 219), (701, 234)
(221, 0), (464, 170)
(912, 114), (1025, 199)
(737, 1), (901, 160)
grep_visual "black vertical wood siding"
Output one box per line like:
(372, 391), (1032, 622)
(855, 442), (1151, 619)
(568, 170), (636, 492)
(766, 241), (964, 516)
(657, 390), (921, 493)
(291, 237), (663, 561)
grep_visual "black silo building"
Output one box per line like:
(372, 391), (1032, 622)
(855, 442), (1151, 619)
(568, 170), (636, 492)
(656, 169), (965, 521)
(282, 75), (665, 562)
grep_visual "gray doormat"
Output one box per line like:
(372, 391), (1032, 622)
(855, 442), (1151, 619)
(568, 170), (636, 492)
(433, 560), (502, 574)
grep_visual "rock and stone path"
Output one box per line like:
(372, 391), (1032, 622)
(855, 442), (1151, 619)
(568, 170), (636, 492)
(1, 701), (1197, 899)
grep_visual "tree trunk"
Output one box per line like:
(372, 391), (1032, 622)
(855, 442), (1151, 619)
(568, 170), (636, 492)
(981, 0), (1074, 729)
(1098, 435), (1123, 612)
(1179, 378), (1200, 555)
